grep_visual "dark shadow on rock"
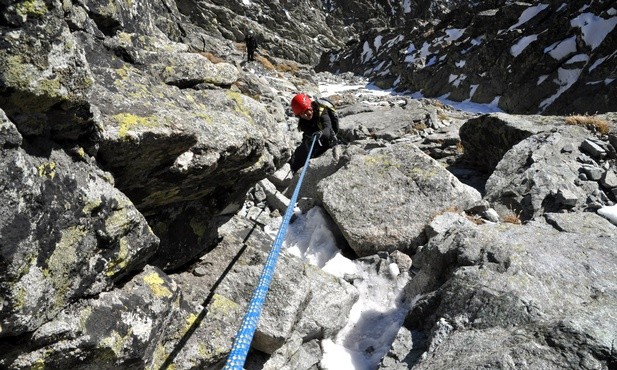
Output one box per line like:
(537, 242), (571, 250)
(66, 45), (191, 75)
(157, 209), (267, 369)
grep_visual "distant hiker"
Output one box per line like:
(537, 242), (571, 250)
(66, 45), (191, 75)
(245, 30), (257, 62)
(289, 94), (338, 173)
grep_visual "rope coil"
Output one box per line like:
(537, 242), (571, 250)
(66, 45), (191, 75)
(223, 134), (319, 369)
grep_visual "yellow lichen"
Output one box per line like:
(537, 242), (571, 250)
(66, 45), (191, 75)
(182, 313), (198, 334)
(117, 32), (133, 47)
(210, 293), (239, 313)
(100, 330), (127, 356)
(116, 65), (130, 79)
(162, 66), (175, 79)
(16, 0), (48, 18)
(112, 112), (160, 138)
(226, 91), (252, 119)
(410, 166), (437, 179)
(105, 236), (130, 277)
(364, 155), (399, 170)
(96, 0), (118, 18)
(143, 272), (172, 298)
(15, 286), (27, 310)
(48, 226), (85, 307)
(82, 198), (103, 214)
(31, 358), (45, 370)
(151, 344), (173, 370)
(79, 306), (93, 329)
(194, 112), (213, 125)
(37, 77), (63, 97)
(37, 162), (56, 179)
(189, 218), (207, 239)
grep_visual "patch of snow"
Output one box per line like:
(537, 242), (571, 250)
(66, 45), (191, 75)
(361, 41), (373, 64)
(537, 75), (549, 85)
(450, 74), (467, 88)
(544, 36), (577, 60)
(385, 35), (404, 48)
(471, 36), (485, 46)
(374, 35), (383, 52)
(320, 76), (503, 114)
(444, 95), (502, 113)
(374, 60), (386, 72)
(444, 28), (465, 42)
(565, 53), (590, 64)
(278, 207), (409, 370)
(511, 35), (538, 57)
(508, 4), (549, 31)
(468, 84), (479, 100)
(589, 56), (607, 71)
(598, 205), (617, 225)
(403, 0), (411, 13)
(463, 36), (486, 54)
(403, 43), (417, 63)
(419, 42), (431, 61)
(539, 68), (582, 112)
(571, 12), (617, 50)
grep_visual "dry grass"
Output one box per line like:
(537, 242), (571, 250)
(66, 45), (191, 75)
(455, 141), (465, 154)
(199, 52), (225, 64)
(565, 115), (610, 135)
(274, 60), (300, 73)
(430, 206), (461, 221)
(255, 55), (275, 71)
(437, 110), (449, 121)
(413, 122), (428, 131)
(502, 210), (522, 224)
(466, 214), (485, 225)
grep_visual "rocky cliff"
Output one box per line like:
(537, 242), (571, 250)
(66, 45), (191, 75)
(318, 0), (617, 115)
(1, 0), (616, 369)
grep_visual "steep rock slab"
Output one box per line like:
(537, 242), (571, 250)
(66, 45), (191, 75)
(0, 114), (158, 337)
(318, 142), (481, 257)
(0, 266), (179, 369)
(1, 0), (294, 271)
(401, 213), (617, 369)
(167, 214), (357, 367)
(484, 126), (603, 220)
(0, 5), (95, 142)
(73, 30), (292, 269)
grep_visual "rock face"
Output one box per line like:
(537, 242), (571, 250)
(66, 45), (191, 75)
(318, 142), (481, 257)
(393, 212), (617, 370)
(318, 0), (617, 115)
(1, 0), (617, 369)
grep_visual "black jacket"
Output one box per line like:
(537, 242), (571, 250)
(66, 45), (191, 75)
(245, 35), (257, 50)
(297, 101), (334, 144)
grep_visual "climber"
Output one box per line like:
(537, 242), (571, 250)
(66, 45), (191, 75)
(289, 93), (337, 173)
(245, 30), (258, 62)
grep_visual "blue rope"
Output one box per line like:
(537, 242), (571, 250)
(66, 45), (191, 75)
(223, 134), (319, 370)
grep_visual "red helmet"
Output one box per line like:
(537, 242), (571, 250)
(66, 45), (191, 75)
(291, 94), (312, 115)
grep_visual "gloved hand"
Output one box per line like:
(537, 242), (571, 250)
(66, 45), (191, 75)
(311, 131), (322, 140)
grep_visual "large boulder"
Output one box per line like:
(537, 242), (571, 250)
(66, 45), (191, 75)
(0, 112), (158, 337)
(318, 142), (482, 256)
(396, 212), (617, 369)
(484, 126), (604, 220)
